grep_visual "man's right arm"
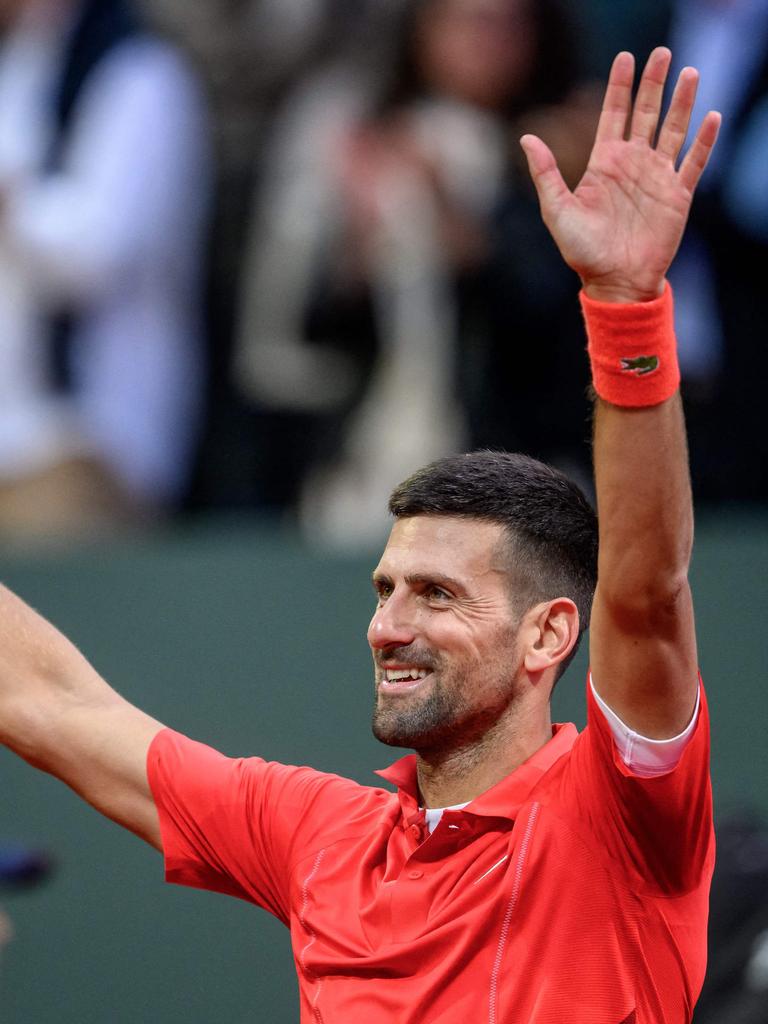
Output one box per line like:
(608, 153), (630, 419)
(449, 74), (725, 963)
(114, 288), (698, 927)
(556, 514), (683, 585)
(0, 585), (164, 850)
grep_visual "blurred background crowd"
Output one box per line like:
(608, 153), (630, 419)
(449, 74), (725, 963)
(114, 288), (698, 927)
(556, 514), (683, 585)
(0, 3), (767, 1019)
(0, 0), (766, 552)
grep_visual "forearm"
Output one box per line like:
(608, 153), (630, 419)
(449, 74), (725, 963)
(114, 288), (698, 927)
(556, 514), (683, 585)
(0, 585), (115, 762)
(593, 394), (693, 615)
(588, 385), (699, 738)
(0, 583), (163, 846)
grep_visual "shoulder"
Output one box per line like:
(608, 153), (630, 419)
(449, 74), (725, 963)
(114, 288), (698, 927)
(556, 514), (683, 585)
(545, 681), (713, 895)
(149, 728), (391, 817)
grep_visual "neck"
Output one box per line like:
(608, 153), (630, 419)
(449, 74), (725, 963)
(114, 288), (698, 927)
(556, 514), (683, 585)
(415, 701), (552, 808)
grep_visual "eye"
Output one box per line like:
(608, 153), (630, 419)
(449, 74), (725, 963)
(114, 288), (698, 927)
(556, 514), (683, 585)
(425, 585), (451, 601)
(373, 579), (393, 603)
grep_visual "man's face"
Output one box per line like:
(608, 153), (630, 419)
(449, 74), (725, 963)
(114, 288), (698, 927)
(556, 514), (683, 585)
(368, 515), (523, 752)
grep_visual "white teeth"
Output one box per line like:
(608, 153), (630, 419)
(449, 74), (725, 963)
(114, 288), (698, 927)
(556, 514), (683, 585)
(384, 668), (429, 682)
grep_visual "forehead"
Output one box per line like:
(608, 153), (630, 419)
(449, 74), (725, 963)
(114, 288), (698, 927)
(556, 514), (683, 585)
(374, 515), (508, 580)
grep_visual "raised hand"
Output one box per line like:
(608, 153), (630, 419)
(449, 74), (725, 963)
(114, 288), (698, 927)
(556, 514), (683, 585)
(521, 47), (721, 303)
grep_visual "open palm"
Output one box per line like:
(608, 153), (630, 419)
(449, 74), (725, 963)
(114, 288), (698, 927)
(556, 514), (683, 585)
(522, 48), (721, 303)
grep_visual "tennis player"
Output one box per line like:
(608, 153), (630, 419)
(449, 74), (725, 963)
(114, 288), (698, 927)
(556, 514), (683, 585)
(0, 48), (720, 1023)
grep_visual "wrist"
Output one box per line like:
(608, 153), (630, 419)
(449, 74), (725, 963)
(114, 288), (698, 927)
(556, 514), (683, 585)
(581, 282), (680, 407)
(581, 279), (666, 305)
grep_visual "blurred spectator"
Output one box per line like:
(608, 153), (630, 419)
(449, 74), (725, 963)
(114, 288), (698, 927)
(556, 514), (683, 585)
(667, 0), (768, 501)
(164, 0), (412, 517)
(0, 0), (210, 545)
(234, 0), (599, 546)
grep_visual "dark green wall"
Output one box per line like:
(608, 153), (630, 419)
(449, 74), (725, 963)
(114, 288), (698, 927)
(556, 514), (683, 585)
(1, 512), (766, 1022)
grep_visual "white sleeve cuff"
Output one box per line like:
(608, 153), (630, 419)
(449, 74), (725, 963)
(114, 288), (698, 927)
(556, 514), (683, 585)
(589, 674), (701, 778)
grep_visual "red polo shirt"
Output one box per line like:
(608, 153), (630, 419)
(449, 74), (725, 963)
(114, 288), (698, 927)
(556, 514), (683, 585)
(147, 680), (713, 1023)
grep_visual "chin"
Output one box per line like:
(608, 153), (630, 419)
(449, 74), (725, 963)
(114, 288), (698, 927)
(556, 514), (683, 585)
(372, 713), (424, 749)
(371, 709), (452, 751)
(372, 714), (412, 748)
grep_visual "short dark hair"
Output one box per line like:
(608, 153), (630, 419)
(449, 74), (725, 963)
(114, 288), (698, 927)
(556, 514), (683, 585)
(388, 451), (598, 677)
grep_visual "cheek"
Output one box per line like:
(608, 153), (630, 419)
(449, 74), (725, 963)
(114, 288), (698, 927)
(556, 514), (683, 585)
(430, 624), (493, 672)
(471, 623), (521, 676)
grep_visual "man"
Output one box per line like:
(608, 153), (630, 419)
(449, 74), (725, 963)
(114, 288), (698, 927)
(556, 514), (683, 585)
(0, 48), (719, 1022)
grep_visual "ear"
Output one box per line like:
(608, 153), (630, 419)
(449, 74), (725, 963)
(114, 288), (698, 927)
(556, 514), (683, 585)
(522, 598), (580, 676)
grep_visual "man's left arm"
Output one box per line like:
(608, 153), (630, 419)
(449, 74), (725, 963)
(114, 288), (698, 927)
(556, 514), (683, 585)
(522, 47), (720, 738)
(589, 387), (696, 737)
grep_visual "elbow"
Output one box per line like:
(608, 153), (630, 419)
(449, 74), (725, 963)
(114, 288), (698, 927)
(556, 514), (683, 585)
(597, 571), (692, 636)
(0, 693), (50, 767)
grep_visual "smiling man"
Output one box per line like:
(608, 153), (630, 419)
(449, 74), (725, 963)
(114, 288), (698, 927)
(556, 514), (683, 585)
(0, 48), (719, 1023)
(370, 461), (597, 800)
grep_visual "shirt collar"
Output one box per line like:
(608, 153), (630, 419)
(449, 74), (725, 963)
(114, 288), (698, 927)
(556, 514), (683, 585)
(374, 723), (578, 823)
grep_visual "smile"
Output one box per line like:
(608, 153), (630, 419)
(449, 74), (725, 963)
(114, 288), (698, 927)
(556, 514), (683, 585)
(378, 666), (433, 693)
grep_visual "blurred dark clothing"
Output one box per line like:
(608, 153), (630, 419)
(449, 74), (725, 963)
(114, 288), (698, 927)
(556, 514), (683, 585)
(457, 185), (592, 471)
(46, 0), (142, 394)
(694, 812), (768, 1023)
(668, 0), (768, 502)
(0, 846), (53, 889)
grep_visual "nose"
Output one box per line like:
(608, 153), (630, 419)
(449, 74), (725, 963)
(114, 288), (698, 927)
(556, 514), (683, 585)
(367, 590), (417, 651)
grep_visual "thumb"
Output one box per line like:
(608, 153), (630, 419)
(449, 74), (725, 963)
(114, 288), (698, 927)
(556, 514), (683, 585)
(520, 134), (571, 217)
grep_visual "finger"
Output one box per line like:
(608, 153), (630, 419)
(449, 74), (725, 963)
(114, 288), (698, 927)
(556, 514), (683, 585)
(594, 51), (635, 144)
(629, 46), (672, 143)
(679, 111), (722, 193)
(656, 66), (699, 162)
(520, 134), (571, 214)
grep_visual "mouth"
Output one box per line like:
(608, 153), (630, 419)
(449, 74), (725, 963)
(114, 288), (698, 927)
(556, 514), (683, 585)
(377, 665), (434, 695)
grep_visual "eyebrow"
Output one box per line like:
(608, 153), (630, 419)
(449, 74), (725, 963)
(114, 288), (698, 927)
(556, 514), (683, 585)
(372, 571), (467, 594)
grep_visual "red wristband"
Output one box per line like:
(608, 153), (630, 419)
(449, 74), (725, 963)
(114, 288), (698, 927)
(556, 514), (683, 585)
(580, 282), (680, 408)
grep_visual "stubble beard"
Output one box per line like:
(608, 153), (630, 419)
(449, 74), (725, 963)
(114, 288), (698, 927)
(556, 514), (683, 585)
(372, 671), (463, 751)
(371, 651), (520, 754)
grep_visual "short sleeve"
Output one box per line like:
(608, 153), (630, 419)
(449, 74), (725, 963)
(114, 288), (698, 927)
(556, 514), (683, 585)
(147, 729), (367, 924)
(562, 676), (714, 896)
(590, 673), (701, 777)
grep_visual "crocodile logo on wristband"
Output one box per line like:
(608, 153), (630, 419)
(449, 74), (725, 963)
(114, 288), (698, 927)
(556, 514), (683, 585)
(620, 355), (659, 376)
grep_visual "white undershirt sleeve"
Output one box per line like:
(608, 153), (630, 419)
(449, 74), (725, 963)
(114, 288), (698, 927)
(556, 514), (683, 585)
(590, 673), (701, 779)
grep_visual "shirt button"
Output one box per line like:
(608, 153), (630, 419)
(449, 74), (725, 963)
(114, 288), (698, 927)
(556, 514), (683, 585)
(407, 870), (423, 880)
(410, 825), (421, 838)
